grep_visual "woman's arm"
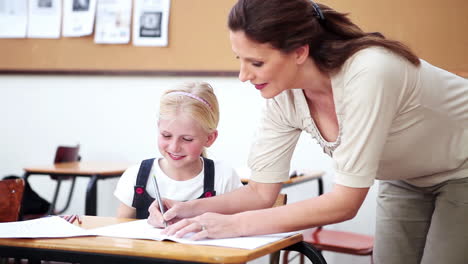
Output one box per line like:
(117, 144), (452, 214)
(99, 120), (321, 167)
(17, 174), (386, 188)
(237, 183), (369, 235)
(163, 183), (369, 240)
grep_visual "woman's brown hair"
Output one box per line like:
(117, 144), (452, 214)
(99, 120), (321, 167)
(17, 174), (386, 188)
(228, 0), (420, 73)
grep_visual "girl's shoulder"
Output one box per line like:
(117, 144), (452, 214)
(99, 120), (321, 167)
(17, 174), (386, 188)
(210, 159), (232, 170)
(209, 159), (237, 177)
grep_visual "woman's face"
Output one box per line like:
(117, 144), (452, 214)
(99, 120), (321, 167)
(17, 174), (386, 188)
(230, 30), (302, 99)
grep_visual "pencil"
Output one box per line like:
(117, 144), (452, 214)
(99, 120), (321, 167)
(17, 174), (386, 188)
(75, 215), (82, 225)
(64, 214), (82, 225)
(152, 175), (168, 227)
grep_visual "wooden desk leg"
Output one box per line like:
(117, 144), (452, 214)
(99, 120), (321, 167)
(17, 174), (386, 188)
(85, 175), (98, 216)
(283, 242), (327, 264)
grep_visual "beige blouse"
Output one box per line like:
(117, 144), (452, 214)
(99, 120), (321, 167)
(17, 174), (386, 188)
(248, 47), (468, 188)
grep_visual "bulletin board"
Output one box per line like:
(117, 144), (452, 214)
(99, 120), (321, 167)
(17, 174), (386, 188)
(0, 0), (467, 77)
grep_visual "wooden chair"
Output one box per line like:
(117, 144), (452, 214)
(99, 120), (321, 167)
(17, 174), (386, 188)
(23, 145), (81, 220)
(0, 179), (26, 264)
(282, 177), (374, 264)
(0, 178), (25, 222)
(273, 193), (287, 208)
(49, 144), (81, 215)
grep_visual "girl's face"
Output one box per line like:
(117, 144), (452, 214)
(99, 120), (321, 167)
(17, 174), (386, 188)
(229, 30), (306, 99)
(158, 114), (217, 170)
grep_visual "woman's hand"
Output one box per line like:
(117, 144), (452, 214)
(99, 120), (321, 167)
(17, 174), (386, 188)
(162, 212), (242, 240)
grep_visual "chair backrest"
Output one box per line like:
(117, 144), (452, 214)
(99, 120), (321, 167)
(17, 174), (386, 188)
(54, 145), (81, 163)
(51, 145), (81, 180)
(273, 193), (287, 207)
(0, 178), (25, 222)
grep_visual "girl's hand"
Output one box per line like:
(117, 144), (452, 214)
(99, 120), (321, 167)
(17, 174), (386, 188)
(162, 212), (242, 240)
(147, 198), (181, 227)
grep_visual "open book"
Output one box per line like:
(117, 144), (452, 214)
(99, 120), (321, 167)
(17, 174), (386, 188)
(0, 216), (297, 250)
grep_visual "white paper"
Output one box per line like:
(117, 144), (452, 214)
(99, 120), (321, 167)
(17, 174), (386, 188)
(0, 217), (297, 250)
(90, 219), (297, 250)
(62, 0), (97, 37)
(0, 216), (90, 238)
(132, 0), (170, 47)
(27, 0), (62, 38)
(94, 0), (132, 44)
(0, 0), (28, 38)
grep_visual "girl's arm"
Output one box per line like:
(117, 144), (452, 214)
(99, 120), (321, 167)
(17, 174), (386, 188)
(117, 202), (136, 218)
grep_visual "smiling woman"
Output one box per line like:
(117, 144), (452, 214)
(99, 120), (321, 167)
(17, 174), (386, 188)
(230, 30), (306, 99)
(147, 1), (468, 264)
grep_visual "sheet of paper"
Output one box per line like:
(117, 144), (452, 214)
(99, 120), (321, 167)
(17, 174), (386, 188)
(132, 0), (170, 47)
(62, 0), (97, 37)
(0, 0), (28, 38)
(27, 0), (62, 38)
(0, 218), (297, 250)
(89, 219), (297, 250)
(0, 216), (90, 238)
(94, 0), (132, 44)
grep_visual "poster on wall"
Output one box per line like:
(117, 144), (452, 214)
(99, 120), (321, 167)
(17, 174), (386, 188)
(0, 0), (28, 38)
(27, 0), (62, 38)
(62, 0), (97, 37)
(94, 0), (132, 44)
(132, 0), (171, 47)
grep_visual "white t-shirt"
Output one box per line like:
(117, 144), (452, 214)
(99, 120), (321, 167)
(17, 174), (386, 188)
(248, 47), (468, 188)
(114, 158), (243, 207)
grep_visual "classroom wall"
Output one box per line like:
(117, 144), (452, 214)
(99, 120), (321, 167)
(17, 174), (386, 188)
(0, 75), (377, 264)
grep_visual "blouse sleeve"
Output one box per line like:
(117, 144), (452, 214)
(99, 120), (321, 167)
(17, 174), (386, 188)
(332, 49), (415, 187)
(248, 94), (303, 183)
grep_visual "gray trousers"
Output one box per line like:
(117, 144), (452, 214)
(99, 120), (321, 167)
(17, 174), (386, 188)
(374, 177), (468, 264)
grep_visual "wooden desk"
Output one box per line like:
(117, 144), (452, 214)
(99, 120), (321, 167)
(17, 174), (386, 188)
(23, 161), (130, 216)
(0, 216), (326, 264)
(240, 170), (324, 188)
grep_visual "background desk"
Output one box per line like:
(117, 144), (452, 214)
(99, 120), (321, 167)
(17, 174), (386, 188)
(0, 216), (326, 264)
(23, 162), (130, 216)
(240, 170), (325, 188)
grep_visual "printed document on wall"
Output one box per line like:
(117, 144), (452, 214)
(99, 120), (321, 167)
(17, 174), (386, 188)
(27, 0), (62, 38)
(0, 0), (27, 38)
(62, 0), (97, 37)
(94, 0), (132, 44)
(133, 0), (171, 46)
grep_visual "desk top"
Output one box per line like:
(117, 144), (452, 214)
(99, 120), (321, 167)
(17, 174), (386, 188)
(24, 161), (131, 176)
(0, 216), (303, 263)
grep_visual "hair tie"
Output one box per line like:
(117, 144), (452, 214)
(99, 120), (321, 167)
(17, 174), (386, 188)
(166, 91), (212, 110)
(311, 1), (325, 21)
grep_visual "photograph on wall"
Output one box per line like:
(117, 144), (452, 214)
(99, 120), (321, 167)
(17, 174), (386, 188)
(133, 0), (170, 46)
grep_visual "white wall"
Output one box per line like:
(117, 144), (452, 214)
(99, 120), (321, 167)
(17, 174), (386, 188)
(0, 75), (376, 264)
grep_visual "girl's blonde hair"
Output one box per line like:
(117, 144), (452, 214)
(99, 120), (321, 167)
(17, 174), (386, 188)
(159, 82), (220, 157)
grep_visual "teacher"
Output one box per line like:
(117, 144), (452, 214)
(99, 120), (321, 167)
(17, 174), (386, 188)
(148, 1), (468, 263)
